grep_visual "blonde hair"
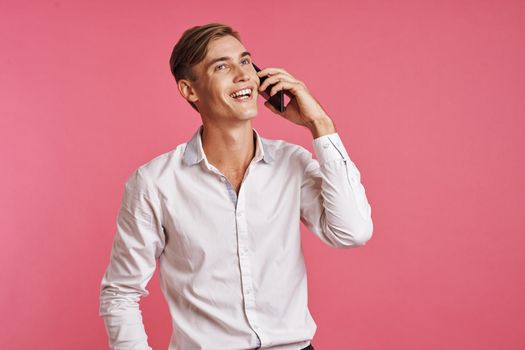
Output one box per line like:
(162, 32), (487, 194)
(169, 23), (242, 111)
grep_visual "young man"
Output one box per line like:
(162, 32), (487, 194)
(99, 23), (373, 350)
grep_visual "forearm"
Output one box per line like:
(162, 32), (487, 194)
(306, 115), (337, 139)
(300, 132), (373, 248)
(99, 278), (152, 349)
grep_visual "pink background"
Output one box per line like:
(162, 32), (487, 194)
(1, 0), (524, 349)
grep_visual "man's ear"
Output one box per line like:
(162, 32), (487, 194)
(177, 79), (199, 104)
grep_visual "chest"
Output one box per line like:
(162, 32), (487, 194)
(157, 160), (305, 262)
(223, 171), (245, 194)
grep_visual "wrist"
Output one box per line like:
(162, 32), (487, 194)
(306, 116), (336, 139)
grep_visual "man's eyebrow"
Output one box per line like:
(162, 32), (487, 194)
(206, 51), (251, 70)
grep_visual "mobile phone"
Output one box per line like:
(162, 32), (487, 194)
(252, 63), (285, 113)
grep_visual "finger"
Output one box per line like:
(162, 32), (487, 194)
(259, 73), (297, 92)
(269, 80), (303, 97)
(256, 67), (292, 79)
(264, 100), (283, 115)
(283, 89), (294, 99)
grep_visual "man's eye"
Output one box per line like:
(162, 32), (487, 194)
(241, 59), (250, 65)
(215, 64), (226, 71)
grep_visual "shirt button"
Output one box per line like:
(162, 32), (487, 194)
(323, 143), (329, 149)
(220, 177), (226, 182)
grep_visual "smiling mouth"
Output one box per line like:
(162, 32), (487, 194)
(230, 88), (253, 101)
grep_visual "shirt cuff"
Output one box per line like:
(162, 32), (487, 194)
(312, 132), (350, 165)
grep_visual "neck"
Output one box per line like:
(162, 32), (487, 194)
(201, 121), (255, 172)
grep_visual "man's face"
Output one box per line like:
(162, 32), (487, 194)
(189, 35), (260, 122)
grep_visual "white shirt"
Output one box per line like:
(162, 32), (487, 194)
(99, 125), (373, 350)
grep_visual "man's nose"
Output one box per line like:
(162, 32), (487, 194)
(233, 64), (250, 81)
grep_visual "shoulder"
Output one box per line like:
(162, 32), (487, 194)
(129, 142), (187, 183)
(259, 135), (315, 166)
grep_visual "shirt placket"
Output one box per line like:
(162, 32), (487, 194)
(209, 157), (267, 348)
(234, 163), (267, 348)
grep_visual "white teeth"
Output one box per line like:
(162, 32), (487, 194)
(230, 88), (252, 98)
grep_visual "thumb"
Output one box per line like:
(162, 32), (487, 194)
(264, 101), (282, 115)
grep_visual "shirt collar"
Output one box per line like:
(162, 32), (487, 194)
(182, 125), (275, 167)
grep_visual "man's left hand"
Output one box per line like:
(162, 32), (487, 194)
(257, 67), (336, 137)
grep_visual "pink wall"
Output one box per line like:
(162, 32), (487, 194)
(2, 0), (524, 349)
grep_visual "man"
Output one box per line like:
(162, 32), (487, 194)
(99, 23), (373, 350)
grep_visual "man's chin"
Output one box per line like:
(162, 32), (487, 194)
(232, 107), (258, 120)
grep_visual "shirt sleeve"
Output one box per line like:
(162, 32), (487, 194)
(99, 167), (165, 349)
(299, 132), (373, 248)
